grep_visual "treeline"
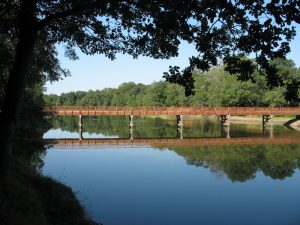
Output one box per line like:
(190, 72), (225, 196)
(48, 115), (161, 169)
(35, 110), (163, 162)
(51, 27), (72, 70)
(45, 59), (300, 107)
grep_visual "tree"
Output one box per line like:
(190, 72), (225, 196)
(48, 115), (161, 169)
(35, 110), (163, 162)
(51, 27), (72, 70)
(267, 58), (300, 105)
(142, 81), (167, 106)
(165, 83), (187, 106)
(229, 57), (300, 105)
(262, 87), (286, 107)
(0, 0), (69, 171)
(0, 0), (299, 170)
(163, 1), (299, 94)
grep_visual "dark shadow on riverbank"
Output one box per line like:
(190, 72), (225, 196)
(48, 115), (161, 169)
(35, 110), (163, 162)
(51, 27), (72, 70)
(0, 159), (100, 225)
(0, 111), (101, 225)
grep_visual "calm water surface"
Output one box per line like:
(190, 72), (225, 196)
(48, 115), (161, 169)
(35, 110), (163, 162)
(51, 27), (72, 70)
(42, 116), (300, 225)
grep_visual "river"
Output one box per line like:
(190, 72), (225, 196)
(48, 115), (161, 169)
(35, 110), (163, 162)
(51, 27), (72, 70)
(42, 116), (300, 225)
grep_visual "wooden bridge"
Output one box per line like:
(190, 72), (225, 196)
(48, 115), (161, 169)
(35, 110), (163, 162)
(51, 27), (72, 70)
(44, 106), (300, 116)
(46, 136), (300, 149)
(44, 106), (300, 127)
(44, 106), (300, 148)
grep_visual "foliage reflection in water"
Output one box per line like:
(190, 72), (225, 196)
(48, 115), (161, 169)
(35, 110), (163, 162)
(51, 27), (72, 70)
(42, 116), (300, 225)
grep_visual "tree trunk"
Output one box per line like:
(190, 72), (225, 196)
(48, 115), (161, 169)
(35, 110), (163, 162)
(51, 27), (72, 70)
(0, 0), (37, 172)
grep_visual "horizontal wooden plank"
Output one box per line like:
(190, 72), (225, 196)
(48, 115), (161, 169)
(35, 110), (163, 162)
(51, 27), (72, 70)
(43, 106), (300, 116)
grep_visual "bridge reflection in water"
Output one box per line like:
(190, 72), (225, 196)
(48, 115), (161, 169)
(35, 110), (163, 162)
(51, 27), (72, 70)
(43, 119), (300, 148)
(46, 135), (300, 149)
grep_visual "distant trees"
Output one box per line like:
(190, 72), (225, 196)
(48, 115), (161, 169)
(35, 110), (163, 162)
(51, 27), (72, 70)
(44, 82), (186, 106)
(45, 58), (300, 107)
(190, 58), (300, 107)
(191, 67), (269, 106)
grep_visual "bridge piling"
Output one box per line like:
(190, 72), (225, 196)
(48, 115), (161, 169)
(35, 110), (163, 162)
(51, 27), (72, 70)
(176, 115), (183, 127)
(177, 126), (183, 139)
(129, 115), (134, 128)
(222, 125), (230, 138)
(79, 127), (83, 140)
(129, 127), (134, 140)
(269, 126), (274, 138)
(79, 115), (83, 128)
(262, 125), (274, 138)
(176, 115), (183, 139)
(262, 115), (273, 126)
(220, 115), (230, 126)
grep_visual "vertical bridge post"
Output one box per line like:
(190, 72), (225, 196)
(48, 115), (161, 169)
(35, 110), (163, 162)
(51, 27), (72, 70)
(129, 115), (134, 140)
(129, 127), (134, 140)
(220, 115), (230, 126)
(222, 125), (230, 138)
(79, 115), (83, 128)
(176, 115), (183, 139)
(79, 127), (83, 140)
(78, 115), (83, 140)
(176, 115), (183, 126)
(262, 125), (274, 138)
(129, 115), (134, 128)
(262, 115), (273, 126)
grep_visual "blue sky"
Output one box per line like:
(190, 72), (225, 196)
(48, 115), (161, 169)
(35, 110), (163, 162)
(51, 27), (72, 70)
(45, 25), (300, 95)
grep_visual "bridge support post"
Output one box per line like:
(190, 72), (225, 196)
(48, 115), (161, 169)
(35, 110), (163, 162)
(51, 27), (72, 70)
(222, 125), (230, 138)
(129, 115), (134, 128)
(79, 115), (83, 128)
(262, 125), (274, 138)
(79, 127), (83, 140)
(176, 115), (183, 139)
(220, 115), (230, 126)
(129, 127), (134, 140)
(176, 115), (183, 127)
(78, 115), (83, 140)
(177, 126), (183, 140)
(269, 126), (273, 138)
(262, 115), (273, 126)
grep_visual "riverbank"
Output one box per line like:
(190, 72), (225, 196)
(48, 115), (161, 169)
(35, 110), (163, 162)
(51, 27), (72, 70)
(144, 115), (300, 126)
(0, 114), (99, 225)
(0, 158), (98, 225)
(228, 116), (300, 126)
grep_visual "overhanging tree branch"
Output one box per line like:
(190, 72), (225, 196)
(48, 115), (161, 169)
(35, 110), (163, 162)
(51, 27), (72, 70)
(38, 1), (102, 28)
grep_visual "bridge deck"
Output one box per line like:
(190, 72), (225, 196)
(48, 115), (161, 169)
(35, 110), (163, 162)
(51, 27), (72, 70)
(44, 106), (300, 116)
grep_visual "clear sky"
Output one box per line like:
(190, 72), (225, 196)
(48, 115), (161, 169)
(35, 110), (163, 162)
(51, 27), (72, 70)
(45, 24), (300, 95)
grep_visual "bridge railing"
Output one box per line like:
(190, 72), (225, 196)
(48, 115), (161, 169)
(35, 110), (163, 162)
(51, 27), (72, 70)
(44, 106), (300, 116)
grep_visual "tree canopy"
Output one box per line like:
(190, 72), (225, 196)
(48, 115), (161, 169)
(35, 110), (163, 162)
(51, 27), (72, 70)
(2, 0), (299, 93)
(0, 0), (300, 169)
